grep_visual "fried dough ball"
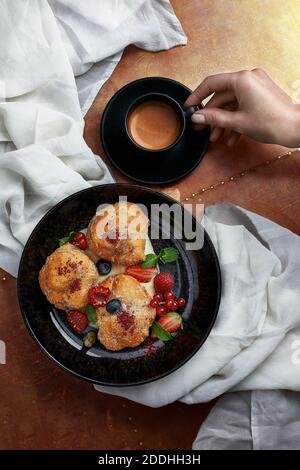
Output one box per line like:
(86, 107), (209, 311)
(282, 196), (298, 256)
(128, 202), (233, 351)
(86, 201), (149, 266)
(96, 274), (156, 350)
(39, 243), (99, 310)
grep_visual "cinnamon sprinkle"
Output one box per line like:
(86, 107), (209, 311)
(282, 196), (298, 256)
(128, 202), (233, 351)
(57, 259), (80, 276)
(69, 278), (81, 293)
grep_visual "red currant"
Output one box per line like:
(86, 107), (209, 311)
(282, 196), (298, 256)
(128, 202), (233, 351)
(165, 299), (175, 310)
(150, 299), (159, 308)
(156, 305), (167, 317)
(71, 231), (88, 250)
(177, 298), (186, 308)
(153, 293), (163, 302)
(164, 291), (176, 301)
(166, 299), (179, 311)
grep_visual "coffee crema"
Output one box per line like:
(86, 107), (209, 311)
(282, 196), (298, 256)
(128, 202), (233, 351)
(127, 100), (182, 151)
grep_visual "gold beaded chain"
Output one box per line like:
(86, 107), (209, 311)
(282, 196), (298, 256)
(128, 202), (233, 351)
(184, 147), (300, 202)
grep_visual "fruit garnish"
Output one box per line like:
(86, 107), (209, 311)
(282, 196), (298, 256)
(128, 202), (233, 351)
(83, 331), (97, 348)
(154, 272), (174, 293)
(71, 231), (88, 250)
(125, 265), (156, 283)
(153, 293), (163, 302)
(106, 299), (122, 314)
(96, 259), (112, 276)
(150, 321), (173, 341)
(165, 299), (178, 311)
(140, 248), (180, 268)
(85, 304), (97, 323)
(67, 310), (88, 334)
(150, 299), (159, 308)
(58, 230), (75, 247)
(88, 285), (111, 307)
(177, 298), (186, 308)
(164, 291), (176, 301)
(159, 312), (183, 333)
(156, 305), (167, 317)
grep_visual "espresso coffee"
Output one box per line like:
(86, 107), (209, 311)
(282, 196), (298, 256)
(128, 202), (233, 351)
(127, 100), (182, 151)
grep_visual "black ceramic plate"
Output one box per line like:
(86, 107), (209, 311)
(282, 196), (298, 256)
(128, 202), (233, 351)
(101, 77), (210, 185)
(18, 184), (221, 386)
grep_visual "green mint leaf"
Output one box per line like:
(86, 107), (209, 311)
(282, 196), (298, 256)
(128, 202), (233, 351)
(140, 253), (159, 268)
(151, 321), (173, 342)
(58, 230), (75, 247)
(158, 247), (180, 264)
(59, 236), (70, 247)
(85, 304), (97, 324)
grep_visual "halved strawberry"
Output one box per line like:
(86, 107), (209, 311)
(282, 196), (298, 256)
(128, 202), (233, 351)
(67, 310), (88, 334)
(125, 265), (156, 283)
(158, 312), (182, 333)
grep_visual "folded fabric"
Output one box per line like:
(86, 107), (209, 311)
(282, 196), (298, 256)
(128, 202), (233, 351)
(0, 0), (186, 276)
(95, 204), (300, 407)
(193, 390), (300, 450)
(49, 0), (187, 113)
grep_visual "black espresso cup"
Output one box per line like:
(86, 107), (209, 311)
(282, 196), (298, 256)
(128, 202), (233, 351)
(125, 92), (200, 154)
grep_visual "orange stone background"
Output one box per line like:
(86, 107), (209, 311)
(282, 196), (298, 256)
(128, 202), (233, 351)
(1, 0), (300, 450)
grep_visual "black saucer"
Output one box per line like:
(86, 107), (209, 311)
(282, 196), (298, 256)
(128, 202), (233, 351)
(101, 77), (210, 185)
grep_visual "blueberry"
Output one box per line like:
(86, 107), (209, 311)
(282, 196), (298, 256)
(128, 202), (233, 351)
(96, 259), (112, 276)
(106, 299), (122, 314)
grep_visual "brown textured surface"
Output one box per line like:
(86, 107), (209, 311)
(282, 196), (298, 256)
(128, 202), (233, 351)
(1, 0), (300, 450)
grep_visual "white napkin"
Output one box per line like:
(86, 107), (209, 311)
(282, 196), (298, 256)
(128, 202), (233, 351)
(0, 0), (186, 276)
(193, 390), (300, 450)
(49, 0), (187, 114)
(95, 204), (300, 407)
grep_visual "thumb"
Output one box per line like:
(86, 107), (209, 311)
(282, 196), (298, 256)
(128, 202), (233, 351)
(191, 108), (239, 130)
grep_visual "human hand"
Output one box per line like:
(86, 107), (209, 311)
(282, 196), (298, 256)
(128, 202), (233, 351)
(185, 69), (300, 147)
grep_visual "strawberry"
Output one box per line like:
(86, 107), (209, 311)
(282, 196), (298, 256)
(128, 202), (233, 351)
(67, 310), (88, 334)
(158, 312), (182, 333)
(125, 265), (156, 283)
(154, 272), (174, 293)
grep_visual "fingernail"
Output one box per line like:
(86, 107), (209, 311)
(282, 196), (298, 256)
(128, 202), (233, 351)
(191, 113), (206, 124)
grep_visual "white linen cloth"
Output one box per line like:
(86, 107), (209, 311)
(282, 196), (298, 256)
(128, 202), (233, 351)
(96, 204), (300, 407)
(48, 0), (187, 114)
(0, 0), (187, 276)
(193, 390), (300, 450)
